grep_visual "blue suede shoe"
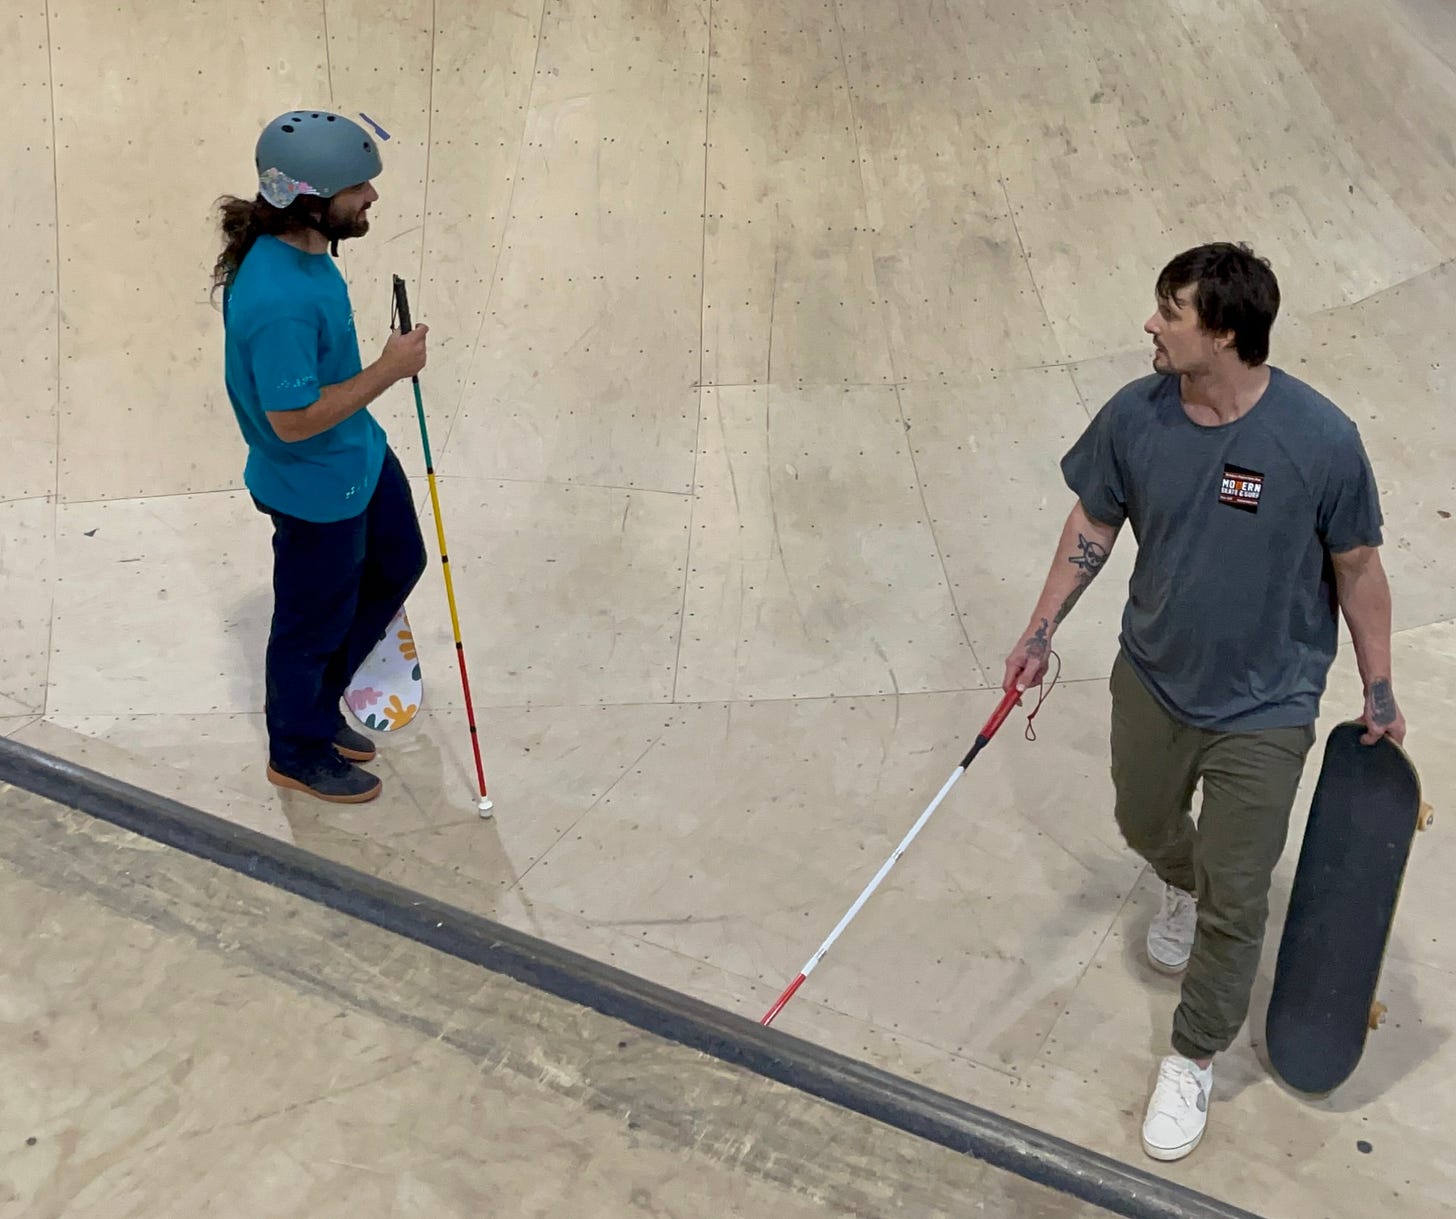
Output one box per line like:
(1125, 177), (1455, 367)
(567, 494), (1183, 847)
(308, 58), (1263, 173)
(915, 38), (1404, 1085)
(267, 754), (381, 804)
(333, 724), (377, 763)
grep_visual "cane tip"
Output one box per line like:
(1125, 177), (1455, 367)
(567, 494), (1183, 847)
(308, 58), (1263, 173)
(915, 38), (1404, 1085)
(477, 796), (494, 818)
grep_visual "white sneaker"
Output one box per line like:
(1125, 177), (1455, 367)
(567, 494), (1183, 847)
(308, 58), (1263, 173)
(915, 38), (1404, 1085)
(1146, 883), (1196, 973)
(1142, 1055), (1213, 1161)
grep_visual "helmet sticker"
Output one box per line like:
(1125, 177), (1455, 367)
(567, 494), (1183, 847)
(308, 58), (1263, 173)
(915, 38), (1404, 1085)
(259, 166), (318, 209)
(357, 112), (391, 141)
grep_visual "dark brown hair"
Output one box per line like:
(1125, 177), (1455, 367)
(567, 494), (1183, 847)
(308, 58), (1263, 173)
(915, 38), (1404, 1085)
(210, 193), (326, 300)
(1155, 242), (1280, 365)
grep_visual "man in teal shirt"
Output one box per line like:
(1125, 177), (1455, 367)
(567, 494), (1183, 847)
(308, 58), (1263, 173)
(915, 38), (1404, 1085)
(213, 109), (429, 803)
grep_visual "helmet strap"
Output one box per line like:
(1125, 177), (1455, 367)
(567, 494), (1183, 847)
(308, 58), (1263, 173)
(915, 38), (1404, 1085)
(293, 197), (352, 256)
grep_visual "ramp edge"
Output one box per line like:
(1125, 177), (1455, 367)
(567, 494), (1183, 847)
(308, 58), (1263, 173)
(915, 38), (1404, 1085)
(0, 734), (1264, 1219)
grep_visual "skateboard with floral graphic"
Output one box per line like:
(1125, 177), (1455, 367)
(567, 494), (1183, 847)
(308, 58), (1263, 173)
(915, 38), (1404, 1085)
(345, 605), (422, 731)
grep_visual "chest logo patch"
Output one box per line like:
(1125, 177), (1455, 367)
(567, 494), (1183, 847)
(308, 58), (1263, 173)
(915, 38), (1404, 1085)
(1219, 463), (1264, 513)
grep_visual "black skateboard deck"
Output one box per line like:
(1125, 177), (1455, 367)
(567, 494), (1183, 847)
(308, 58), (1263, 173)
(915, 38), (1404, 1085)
(1265, 720), (1431, 1095)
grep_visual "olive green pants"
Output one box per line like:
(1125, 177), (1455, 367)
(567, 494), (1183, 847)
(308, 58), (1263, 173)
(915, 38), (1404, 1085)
(1109, 651), (1316, 1059)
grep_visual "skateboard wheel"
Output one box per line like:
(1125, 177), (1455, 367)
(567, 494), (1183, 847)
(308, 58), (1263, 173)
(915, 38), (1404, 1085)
(1369, 1001), (1388, 1031)
(1418, 802), (1434, 831)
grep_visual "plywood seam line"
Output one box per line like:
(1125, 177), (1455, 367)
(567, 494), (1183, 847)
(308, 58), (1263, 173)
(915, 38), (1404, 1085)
(320, 0), (338, 286)
(893, 383), (988, 685)
(764, 232), (779, 387)
(1031, 870), (1146, 1060)
(415, 0), (439, 342)
(43, 0), (61, 722)
(446, 0), (552, 451)
(51, 487), (243, 510)
(672, 0), (714, 704)
(1066, 365), (1097, 423)
(828, 0), (890, 386)
(1393, 616), (1456, 637)
(995, 170), (1064, 369)
(466, 729), (666, 897)
(1306, 254), (1456, 317)
(695, 0), (714, 395)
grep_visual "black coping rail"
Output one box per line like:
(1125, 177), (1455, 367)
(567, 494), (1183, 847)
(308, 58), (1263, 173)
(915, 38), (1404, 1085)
(0, 735), (1265, 1219)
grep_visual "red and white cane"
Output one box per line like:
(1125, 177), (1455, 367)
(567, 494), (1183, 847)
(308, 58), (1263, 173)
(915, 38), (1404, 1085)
(761, 683), (1030, 1026)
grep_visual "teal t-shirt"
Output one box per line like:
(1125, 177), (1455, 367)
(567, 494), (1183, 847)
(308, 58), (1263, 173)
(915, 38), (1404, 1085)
(222, 235), (385, 522)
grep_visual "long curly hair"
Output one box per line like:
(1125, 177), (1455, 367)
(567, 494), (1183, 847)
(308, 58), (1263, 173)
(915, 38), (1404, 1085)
(210, 193), (326, 301)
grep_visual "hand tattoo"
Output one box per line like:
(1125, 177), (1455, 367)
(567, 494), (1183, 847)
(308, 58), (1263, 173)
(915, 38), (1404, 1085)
(1053, 533), (1110, 625)
(1370, 679), (1397, 726)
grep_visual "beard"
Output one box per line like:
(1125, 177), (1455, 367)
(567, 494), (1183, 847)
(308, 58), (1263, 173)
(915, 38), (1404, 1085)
(319, 202), (369, 244)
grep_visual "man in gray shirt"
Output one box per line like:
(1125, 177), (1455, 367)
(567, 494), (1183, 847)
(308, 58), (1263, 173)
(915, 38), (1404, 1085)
(1003, 243), (1402, 1161)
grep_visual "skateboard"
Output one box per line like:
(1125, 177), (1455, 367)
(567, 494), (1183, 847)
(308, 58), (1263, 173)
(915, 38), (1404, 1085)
(344, 605), (423, 732)
(1265, 720), (1432, 1094)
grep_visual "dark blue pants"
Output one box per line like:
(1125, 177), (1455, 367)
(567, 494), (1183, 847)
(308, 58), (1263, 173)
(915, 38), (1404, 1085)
(253, 448), (427, 772)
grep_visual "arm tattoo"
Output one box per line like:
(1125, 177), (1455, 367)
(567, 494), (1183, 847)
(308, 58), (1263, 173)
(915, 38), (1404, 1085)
(1025, 617), (1051, 659)
(1370, 679), (1397, 725)
(1053, 533), (1110, 625)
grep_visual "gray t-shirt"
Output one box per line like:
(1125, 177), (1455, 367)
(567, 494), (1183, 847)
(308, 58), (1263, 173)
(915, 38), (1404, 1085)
(1062, 367), (1383, 731)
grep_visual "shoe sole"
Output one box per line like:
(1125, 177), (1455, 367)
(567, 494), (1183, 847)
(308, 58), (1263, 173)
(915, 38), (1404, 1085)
(1142, 1128), (1203, 1161)
(267, 765), (382, 804)
(1146, 950), (1190, 976)
(334, 743), (377, 763)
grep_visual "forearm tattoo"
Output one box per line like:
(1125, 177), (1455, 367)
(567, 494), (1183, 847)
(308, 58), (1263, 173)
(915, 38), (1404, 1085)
(1370, 679), (1397, 725)
(1025, 617), (1051, 659)
(1053, 533), (1110, 624)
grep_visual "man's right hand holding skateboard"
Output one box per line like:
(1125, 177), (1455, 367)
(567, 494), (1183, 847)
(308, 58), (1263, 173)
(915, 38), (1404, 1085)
(1329, 544), (1405, 747)
(1357, 676), (1406, 747)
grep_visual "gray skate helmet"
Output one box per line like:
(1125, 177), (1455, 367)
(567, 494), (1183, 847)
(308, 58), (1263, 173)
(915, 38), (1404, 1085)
(255, 110), (384, 208)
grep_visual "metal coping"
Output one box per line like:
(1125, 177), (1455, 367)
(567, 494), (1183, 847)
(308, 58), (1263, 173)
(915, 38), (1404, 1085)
(0, 735), (1263, 1219)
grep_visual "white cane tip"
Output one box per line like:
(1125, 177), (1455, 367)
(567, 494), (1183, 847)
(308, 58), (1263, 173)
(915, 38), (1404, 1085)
(477, 797), (494, 817)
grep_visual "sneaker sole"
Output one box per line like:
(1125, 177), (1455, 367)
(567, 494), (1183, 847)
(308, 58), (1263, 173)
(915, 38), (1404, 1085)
(1146, 950), (1190, 976)
(267, 765), (382, 804)
(334, 742), (377, 763)
(1142, 1127), (1203, 1161)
